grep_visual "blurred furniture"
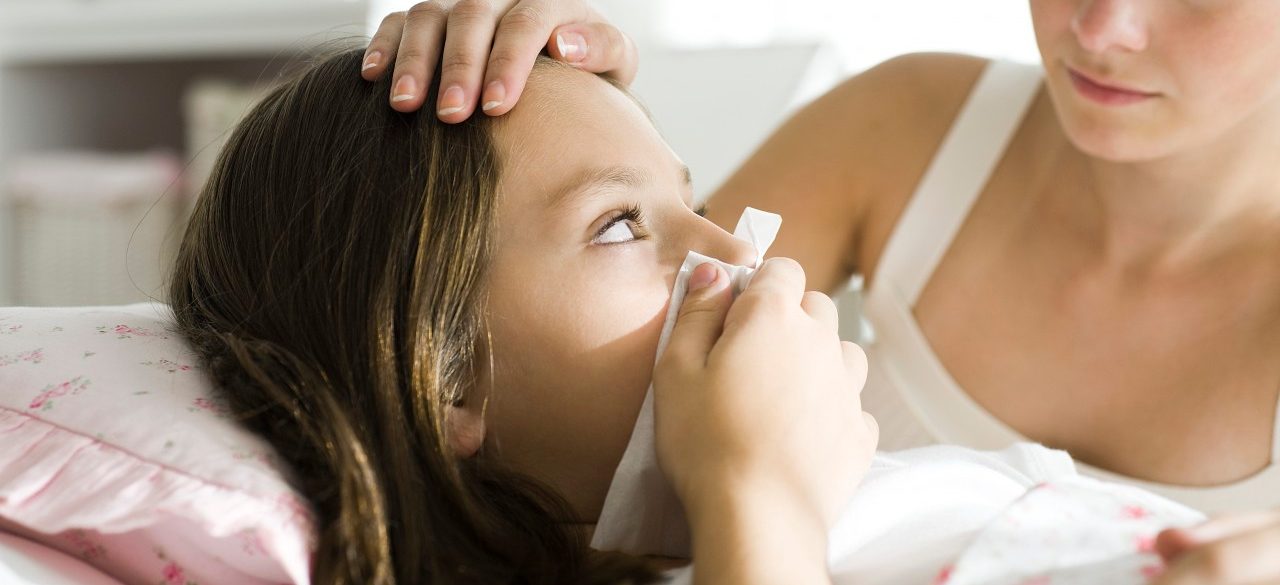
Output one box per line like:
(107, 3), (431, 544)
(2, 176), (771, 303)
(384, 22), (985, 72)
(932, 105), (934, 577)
(7, 152), (181, 306)
(633, 43), (845, 202)
(0, 0), (367, 307)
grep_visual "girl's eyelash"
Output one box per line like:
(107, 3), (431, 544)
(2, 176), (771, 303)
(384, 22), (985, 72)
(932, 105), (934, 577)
(593, 203), (705, 243)
(596, 204), (647, 241)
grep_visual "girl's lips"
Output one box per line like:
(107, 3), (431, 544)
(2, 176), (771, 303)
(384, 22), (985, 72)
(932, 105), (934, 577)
(1067, 67), (1158, 106)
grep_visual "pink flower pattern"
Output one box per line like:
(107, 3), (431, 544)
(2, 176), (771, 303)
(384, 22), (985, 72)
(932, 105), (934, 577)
(238, 532), (267, 558)
(28, 376), (92, 411)
(97, 323), (168, 340)
(161, 561), (185, 585)
(0, 348), (44, 367)
(1134, 534), (1156, 554)
(154, 548), (199, 585)
(1123, 505), (1151, 520)
(2, 307), (307, 585)
(60, 529), (107, 562)
(189, 397), (229, 417)
(942, 478), (1198, 585)
(141, 359), (193, 373)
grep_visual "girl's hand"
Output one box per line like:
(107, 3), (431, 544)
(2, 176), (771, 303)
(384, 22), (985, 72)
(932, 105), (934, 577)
(1154, 510), (1280, 584)
(362, 0), (637, 120)
(653, 259), (878, 583)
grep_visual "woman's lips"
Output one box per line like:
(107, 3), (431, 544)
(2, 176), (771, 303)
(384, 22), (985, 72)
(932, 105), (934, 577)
(1067, 67), (1158, 106)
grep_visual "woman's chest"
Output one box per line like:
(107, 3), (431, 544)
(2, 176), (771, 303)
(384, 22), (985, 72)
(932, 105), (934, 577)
(910, 204), (1280, 487)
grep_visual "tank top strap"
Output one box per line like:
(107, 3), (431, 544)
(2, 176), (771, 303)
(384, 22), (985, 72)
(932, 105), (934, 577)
(871, 60), (1043, 304)
(1272, 391), (1280, 462)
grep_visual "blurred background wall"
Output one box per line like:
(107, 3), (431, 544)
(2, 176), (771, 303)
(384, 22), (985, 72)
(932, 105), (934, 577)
(0, 0), (1036, 307)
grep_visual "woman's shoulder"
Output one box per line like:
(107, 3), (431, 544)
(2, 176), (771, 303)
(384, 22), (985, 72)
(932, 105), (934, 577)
(811, 52), (989, 137)
(847, 52), (989, 171)
(818, 53), (995, 279)
(707, 53), (995, 291)
(832, 52), (990, 111)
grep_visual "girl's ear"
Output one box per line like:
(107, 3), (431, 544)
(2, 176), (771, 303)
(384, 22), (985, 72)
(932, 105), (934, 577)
(453, 329), (493, 458)
(447, 400), (487, 458)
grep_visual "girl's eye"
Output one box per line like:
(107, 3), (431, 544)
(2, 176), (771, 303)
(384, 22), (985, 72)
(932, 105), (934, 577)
(594, 219), (639, 244)
(592, 205), (646, 245)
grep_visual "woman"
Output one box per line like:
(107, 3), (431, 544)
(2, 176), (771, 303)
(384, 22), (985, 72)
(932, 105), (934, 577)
(170, 48), (876, 584)
(362, 1), (1280, 582)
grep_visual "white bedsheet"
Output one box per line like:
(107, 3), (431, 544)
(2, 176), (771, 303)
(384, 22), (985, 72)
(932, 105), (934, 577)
(660, 444), (1206, 584)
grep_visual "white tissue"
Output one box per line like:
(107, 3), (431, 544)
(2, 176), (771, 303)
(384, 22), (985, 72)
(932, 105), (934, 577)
(591, 207), (782, 557)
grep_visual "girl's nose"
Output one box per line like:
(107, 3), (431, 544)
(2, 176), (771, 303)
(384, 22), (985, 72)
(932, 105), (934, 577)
(689, 216), (760, 268)
(1072, 0), (1149, 54)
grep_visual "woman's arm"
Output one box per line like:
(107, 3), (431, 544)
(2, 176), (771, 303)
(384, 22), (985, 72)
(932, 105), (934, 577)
(704, 53), (988, 294)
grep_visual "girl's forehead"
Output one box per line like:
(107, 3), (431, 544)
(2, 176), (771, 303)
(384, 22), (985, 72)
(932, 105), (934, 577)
(491, 67), (672, 199)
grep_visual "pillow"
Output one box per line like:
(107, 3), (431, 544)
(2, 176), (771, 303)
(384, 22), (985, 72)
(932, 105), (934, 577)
(0, 302), (313, 585)
(0, 531), (126, 585)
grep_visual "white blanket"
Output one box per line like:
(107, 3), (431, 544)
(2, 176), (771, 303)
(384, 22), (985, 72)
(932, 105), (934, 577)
(660, 444), (1205, 584)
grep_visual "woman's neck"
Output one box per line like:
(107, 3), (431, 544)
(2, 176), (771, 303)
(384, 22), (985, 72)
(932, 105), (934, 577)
(1059, 98), (1280, 273)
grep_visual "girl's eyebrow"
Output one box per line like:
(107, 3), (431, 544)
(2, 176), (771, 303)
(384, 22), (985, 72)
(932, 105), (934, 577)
(549, 164), (693, 211)
(549, 166), (647, 210)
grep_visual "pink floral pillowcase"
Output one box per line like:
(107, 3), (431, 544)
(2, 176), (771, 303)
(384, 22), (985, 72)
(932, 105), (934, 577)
(0, 303), (313, 585)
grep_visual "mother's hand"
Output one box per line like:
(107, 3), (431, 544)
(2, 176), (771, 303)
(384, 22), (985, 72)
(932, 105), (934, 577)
(362, 0), (637, 120)
(1154, 510), (1280, 584)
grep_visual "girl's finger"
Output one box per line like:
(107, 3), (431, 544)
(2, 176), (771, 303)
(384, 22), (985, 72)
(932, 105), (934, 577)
(842, 341), (869, 392)
(739, 257), (806, 305)
(660, 263), (732, 372)
(800, 290), (839, 333)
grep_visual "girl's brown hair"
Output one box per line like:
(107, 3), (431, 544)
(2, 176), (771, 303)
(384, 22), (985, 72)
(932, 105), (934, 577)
(169, 47), (659, 585)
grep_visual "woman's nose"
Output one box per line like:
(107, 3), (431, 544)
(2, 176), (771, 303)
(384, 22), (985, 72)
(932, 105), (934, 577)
(1072, 0), (1148, 54)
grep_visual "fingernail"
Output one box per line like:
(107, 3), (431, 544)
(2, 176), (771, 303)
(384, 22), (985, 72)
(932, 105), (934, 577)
(437, 85), (465, 116)
(556, 32), (588, 64)
(362, 51), (381, 71)
(391, 77), (417, 103)
(688, 263), (720, 292)
(481, 80), (506, 111)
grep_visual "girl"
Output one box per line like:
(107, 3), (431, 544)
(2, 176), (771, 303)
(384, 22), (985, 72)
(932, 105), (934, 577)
(169, 48), (875, 584)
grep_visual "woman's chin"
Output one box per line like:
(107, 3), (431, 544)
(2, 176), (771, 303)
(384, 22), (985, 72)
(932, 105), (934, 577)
(1060, 116), (1179, 163)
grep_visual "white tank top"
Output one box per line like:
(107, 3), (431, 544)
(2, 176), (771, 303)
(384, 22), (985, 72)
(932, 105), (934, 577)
(858, 59), (1280, 514)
